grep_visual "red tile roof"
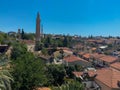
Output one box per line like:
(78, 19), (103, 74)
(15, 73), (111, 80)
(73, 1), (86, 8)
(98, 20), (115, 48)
(78, 52), (85, 56)
(83, 53), (90, 59)
(73, 72), (83, 77)
(57, 47), (70, 51)
(99, 56), (118, 63)
(96, 68), (120, 88)
(21, 40), (35, 45)
(63, 49), (73, 54)
(73, 68), (120, 88)
(74, 44), (84, 48)
(36, 87), (51, 90)
(110, 62), (120, 71)
(91, 48), (96, 51)
(96, 40), (104, 43)
(73, 71), (96, 77)
(63, 55), (87, 63)
(87, 39), (96, 42)
(91, 53), (105, 59)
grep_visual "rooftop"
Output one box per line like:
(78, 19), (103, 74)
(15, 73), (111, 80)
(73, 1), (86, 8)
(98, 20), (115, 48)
(83, 53), (90, 59)
(63, 55), (87, 63)
(73, 68), (120, 88)
(36, 87), (51, 90)
(91, 53), (105, 59)
(78, 52), (85, 56)
(110, 62), (120, 71)
(99, 56), (118, 63)
(21, 40), (35, 45)
(96, 68), (120, 88)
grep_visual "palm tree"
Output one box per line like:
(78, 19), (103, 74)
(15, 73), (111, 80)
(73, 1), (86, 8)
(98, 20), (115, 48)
(0, 54), (13, 90)
(51, 81), (84, 90)
(0, 70), (13, 90)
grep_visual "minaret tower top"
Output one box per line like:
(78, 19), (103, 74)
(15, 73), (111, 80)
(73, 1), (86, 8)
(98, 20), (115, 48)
(36, 12), (41, 42)
(37, 12), (40, 19)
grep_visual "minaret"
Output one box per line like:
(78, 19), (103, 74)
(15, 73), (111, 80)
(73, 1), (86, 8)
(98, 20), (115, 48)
(41, 25), (44, 38)
(36, 12), (41, 42)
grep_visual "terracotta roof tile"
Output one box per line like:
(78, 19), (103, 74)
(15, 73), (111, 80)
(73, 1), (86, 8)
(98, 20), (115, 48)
(95, 68), (112, 87)
(73, 44), (84, 48)
(73, 72), (83, 77)
(83, 53), (90, 59)
(63, 50), (73, 54)
(87, 39), (96, 42)
(96, 68), (120, 88)
(21, 40), (35, 45)
(91, 53), (105, 59)
(110, 62), (120, 71)
(36, 87), (51, 90)
(57, 47), (70, 51)
(91, 48), (96, 50)
(63, 55), (87, 63)
(78, 52), (85, 56)
(73, 71), (96, 77)
(73, 68), (120, 88)
(99, 56), (118, 63)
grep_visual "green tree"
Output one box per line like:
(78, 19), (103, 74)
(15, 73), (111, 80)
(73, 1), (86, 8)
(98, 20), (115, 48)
(65, 66), (75, 78)
(44, 36), (52, 48)
(74, 64), (83, 71)
(0, 34), (4, 44)
(11, 42), (27, 60)
(0, 70), (13, 90)
(22, 33), (35, 40)
(11, 52), (47, 90)
(46, 64), (66, 86)
(0, 32), (10, 44)
(41, 47), (48, 55)
(0, 54), (13, 90)
(63, 36), (68, 47)
(21, 29), (24, 39)
(35, 42), (43, 51)
(51, 81), (84, 90)
(59, 49), (64, 59)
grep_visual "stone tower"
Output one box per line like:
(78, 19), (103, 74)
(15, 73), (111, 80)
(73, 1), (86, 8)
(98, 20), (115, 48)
(41, 25), (44, 38)
(36, 12), (41, 42)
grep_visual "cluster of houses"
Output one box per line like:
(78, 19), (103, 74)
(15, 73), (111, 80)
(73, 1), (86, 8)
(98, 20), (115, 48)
(54, 46), (120, 90)
(20, 36), (120, 90)
(61, 38), (120, 90)
(2, 32), (120, 90)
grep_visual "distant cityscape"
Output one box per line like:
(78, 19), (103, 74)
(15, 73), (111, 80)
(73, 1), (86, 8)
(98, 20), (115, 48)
(0, 11), (120, 90)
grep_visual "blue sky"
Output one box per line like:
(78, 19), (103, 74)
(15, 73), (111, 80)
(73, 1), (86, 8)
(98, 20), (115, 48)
(0, 0), (120, 36)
